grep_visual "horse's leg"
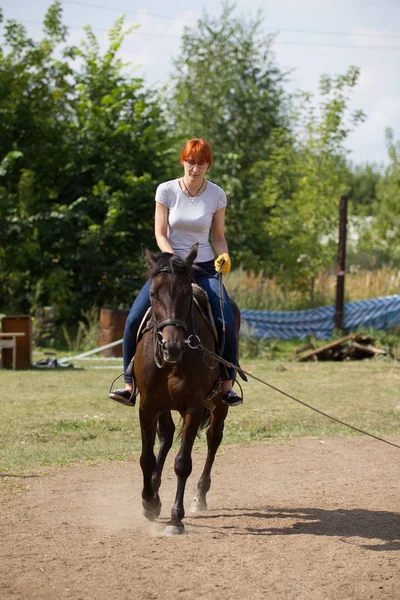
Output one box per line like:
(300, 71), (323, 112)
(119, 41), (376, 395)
(139, 402), (162, 521)
(191, 401), (228, 513)
(152, 410), (175, 494)
(165, 407), (203, 536)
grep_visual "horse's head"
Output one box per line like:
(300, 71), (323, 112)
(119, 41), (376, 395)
(142, 243), (198, 365)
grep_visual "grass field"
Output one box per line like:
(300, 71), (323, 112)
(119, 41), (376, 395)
(1, 357), (399, 474)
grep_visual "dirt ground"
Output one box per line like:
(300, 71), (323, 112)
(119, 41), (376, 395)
(1, 435), (400, 600)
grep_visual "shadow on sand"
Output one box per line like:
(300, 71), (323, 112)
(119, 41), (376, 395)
(190, 506), (400, 551)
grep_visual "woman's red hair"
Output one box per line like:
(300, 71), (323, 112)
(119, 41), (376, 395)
(180, 138), (212, 166)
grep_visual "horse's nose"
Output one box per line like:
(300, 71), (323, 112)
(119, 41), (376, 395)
(162, 341), (185, 363)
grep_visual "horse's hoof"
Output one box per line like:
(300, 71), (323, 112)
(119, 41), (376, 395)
(142, 500), (162, 521)
(190, 498), (207, 513)
(164, 524), (185, 536)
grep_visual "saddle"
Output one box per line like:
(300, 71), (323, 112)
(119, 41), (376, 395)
(136, 283), (218, 345)
(130, 285), (220, 409)
(128, 285), (245, 409)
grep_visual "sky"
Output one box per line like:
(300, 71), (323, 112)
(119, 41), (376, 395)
(2, 0), (400, 167)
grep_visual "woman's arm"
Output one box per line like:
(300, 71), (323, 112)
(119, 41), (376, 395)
(211, 207), (229, 255)
(155, 202), (174, 254)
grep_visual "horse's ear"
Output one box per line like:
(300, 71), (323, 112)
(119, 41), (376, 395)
(185, 243), (198, 266)
(142, 244), (157, 267)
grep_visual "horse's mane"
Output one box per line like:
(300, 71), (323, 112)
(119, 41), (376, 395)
(147, 252), (193, 279)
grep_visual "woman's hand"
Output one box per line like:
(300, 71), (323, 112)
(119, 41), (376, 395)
(214, 253), (231, 273)
(212, 208), (230, 272)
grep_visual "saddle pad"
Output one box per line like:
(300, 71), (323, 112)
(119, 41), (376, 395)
(136, 307), (152, 343)
(191, 284), (218, 344)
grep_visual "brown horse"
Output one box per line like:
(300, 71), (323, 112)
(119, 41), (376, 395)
(134, 243), (240, 535)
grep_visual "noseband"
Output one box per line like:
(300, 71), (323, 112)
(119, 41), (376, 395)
(156, 317), (188, 334)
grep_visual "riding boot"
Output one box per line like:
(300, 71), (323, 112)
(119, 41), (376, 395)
(109, 357), (138, 407)
(123, 355), (138, 398)
(125, 356), (135, 380)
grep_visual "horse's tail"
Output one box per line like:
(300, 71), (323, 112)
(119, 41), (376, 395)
(200, 407), (211, 431)
(176, 407), (211, 440)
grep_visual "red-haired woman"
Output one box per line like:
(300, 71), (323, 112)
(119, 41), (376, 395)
(110, 138), (242, 407)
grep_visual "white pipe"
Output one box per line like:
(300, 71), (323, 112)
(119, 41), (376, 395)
(58, 338), (123, 364)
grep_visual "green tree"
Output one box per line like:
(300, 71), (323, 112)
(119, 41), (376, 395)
(359, 129), (400, 265)
(0, 3), (170, 323)
(257, 67), (365, 303)
(347, 162), (382, 216)
(168, 2), (287, 266)
(0, 3), (74, 315)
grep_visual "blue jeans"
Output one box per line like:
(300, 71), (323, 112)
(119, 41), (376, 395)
(123, 260), (238, 381)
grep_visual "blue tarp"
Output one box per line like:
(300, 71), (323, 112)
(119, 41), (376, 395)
(240, 295), (400, 340)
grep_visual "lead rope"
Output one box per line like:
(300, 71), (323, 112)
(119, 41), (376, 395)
(217, 262), (226, 358)
(184, 339), (400, 452)
(193, 259), (230, 379)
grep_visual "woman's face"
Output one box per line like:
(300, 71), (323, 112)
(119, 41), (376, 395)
(183, 158), (209, 179)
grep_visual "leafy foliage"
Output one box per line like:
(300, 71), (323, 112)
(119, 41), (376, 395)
(0, 2), (170, 322)
(255, 68), (365, 303)
(347, 162), (382, 216)
(364, 129), (400, 264)
(0, 2), (396, 329)
(168, 2), (287, 267)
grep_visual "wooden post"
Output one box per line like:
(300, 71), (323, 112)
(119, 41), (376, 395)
(335, 195), (348, 331)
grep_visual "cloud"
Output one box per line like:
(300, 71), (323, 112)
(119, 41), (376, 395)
(117, 9), (198, 85)
(33, 0), (397, 165)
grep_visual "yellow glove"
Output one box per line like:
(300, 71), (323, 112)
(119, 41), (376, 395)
(214, 253), (231, 274)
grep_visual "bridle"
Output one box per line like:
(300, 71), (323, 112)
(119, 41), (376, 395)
(151, 264), (195, 368)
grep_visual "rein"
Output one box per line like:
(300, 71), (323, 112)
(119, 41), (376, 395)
(192, 262), (227, 373)
(183, 337), (400, 453)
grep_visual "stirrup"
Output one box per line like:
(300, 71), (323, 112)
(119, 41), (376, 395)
(109, 387), (137, 407)
(109, 364), (138, 407)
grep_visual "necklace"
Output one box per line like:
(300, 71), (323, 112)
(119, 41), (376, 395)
(181, 178), (205, 198)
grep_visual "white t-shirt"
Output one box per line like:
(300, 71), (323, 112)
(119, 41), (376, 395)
(155, 179), (227, 263)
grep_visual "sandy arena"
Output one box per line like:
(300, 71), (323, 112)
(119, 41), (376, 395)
(2, 436), (400, 599)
